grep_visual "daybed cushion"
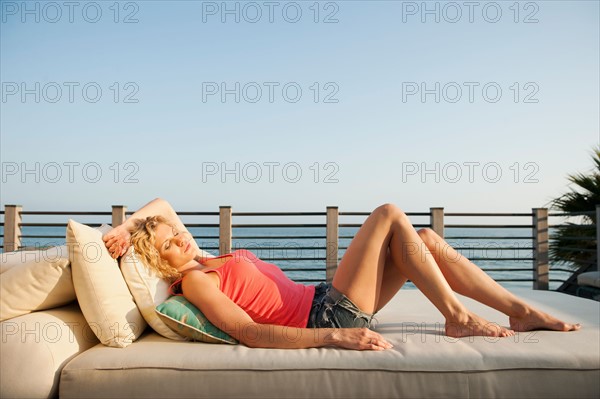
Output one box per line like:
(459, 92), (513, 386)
(119, 248), (184, 341)
(118, 237), (216, 341)
(0, 246), (75, 321)
(67, 221), (146, 348)
(0, 303), (99, 399)
(60, 289), (600, 399)
(578, 271), (600, 288)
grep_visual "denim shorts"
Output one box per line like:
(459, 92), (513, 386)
(306, 282), (375, 329)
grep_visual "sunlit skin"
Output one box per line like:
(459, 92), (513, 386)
(103, 198), (580, 350)
(152, 219), (580, 337)
(153, 223), (231, 276)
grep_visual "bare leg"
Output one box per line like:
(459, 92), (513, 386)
(333, 204), (514, 338)
(416, 228), (581, 332)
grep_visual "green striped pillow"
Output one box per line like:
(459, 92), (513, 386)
(155, 296), (237, 344)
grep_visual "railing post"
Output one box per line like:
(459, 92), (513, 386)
(326, 206), (339, 283)
(430, 207), (445, 238)
(4, 205), (22, 252)
(532, 208), (549, 290)
(111, 205), (127, 227)
(219, 206), (232, 255)
(596, 205), (600, 272)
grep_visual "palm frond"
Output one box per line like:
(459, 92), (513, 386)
(549, 146), (599, 268)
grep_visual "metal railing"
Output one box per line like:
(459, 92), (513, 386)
(443, 211), (539, 286)
(1, 204), (598, 288)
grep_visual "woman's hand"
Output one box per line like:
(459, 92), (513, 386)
(327, 328), (394, 351)
(102, 225), (131, 259)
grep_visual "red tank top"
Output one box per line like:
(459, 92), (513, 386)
(170, 249), (315, 328)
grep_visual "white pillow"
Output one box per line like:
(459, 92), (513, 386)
(0, 246), (75, 321)
(119, 248), (185, 341)
(67, 220), (146, 347)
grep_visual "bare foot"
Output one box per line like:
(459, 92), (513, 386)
(445, 312), (515, 338)
(509, 308), (581, 332)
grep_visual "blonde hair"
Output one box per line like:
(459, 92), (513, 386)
(129, 216), (182, 281)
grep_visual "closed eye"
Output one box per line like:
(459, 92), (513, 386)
(164, 229), (179, 251)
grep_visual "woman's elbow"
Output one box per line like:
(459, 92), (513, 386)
(152, 197), (175, 211)
(236, 322), (267, 348)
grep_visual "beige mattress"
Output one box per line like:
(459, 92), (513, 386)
(60, 289), (600, 398)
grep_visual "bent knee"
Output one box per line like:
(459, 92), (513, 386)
(373, 203), (409, 223)
(417, 228), (438, 244)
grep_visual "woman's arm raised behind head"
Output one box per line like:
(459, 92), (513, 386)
(103, 198), (214, 259)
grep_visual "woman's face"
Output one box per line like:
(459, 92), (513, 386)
(153, 223), (195, 270)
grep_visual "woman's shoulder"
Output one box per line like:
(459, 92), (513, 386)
(170, 270), (213, 295)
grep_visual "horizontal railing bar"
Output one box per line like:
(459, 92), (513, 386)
(182, 224), (220, 228)
(445, 212), (533, 217)
(233, 236), (326, 239)
(330, 212), (371, 216)
(194, 236), (219, 239)
(19, 223), (104, 227)
(452, 247), (535, 250)
(493, 278), (534, 282)
(480, 268), (534, 272)
(20, 211), (112, 215)
(445, 225), (533, 228)
(464, 257), (534, 261)
(280, 268), (327, 272)
(337, 246), (534, 252)
(339, 211), (431, 216)
(126, 211), (218, 216)
(231, 224), (326, 228)
(338, 252), (536, 261)
(340, 223), (430, 228)
(240, 246), (326, 250)
(20, 235), (65, 239)
(258, 257), (327, 261)
(233, 212), (326, 216)
(445, 236), (532, 240)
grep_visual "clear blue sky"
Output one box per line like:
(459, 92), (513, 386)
(1, 0), (598, 213)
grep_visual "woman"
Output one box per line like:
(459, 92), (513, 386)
(103, 198), (580, 350)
